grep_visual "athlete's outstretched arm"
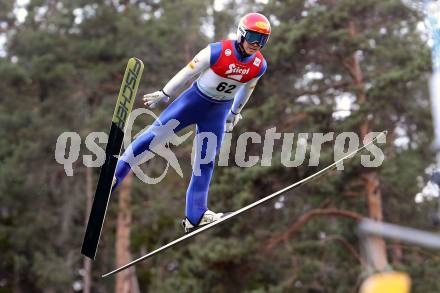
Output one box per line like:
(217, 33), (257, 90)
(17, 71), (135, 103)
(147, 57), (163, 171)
(230, 77), (260, 114)
(225, 78), (260, 132)
(143, 47), (211, 108)
(163, 47), (211, 97)
(226, 59), (267, 132)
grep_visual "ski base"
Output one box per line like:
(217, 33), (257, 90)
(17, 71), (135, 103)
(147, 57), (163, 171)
(102, 131), (386, 277)
(81, 58), (144, 260)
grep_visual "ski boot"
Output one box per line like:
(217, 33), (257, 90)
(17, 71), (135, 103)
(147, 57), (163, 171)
(182, 210), (228, 234)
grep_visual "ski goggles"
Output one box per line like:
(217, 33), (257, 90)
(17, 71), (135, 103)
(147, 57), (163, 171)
(244, 31), (269, 47)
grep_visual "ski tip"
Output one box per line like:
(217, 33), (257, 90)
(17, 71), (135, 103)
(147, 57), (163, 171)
(101, 272), (111, 278)
(102, 269), (120, 278)
(129, 57), (144, 66)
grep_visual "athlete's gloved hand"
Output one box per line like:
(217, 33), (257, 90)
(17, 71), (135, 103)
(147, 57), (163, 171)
(143, 90), (170, 108)
(225, 110), (242, 132)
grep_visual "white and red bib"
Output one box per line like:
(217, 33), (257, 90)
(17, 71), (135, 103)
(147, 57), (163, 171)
(197, 39), (265, 100)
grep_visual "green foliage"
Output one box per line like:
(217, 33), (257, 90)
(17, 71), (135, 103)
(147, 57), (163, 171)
(0, 0), (438, 292)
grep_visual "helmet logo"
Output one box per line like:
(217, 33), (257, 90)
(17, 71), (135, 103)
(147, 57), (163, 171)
(255, 21), (269, 30)
(225, 49), (232, 56)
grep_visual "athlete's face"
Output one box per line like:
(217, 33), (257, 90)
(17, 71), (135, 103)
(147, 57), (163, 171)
(242, 40), (261, 55)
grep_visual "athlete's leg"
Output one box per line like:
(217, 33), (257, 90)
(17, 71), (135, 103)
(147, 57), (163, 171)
(113, 87), (199, 191)
(185, 100), (232, 225)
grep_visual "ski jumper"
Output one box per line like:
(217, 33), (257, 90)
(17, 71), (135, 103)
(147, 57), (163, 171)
(114, 39), (267, 225)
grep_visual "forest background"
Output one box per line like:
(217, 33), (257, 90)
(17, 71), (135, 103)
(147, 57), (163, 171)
(1, 0), (439, 292)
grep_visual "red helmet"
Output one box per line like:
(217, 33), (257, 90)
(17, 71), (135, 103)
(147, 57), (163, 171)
(236, 13), (271, 47)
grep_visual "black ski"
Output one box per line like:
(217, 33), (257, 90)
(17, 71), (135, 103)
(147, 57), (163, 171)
(102, 131), (387, 277)
(81, 58), (144, 260)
